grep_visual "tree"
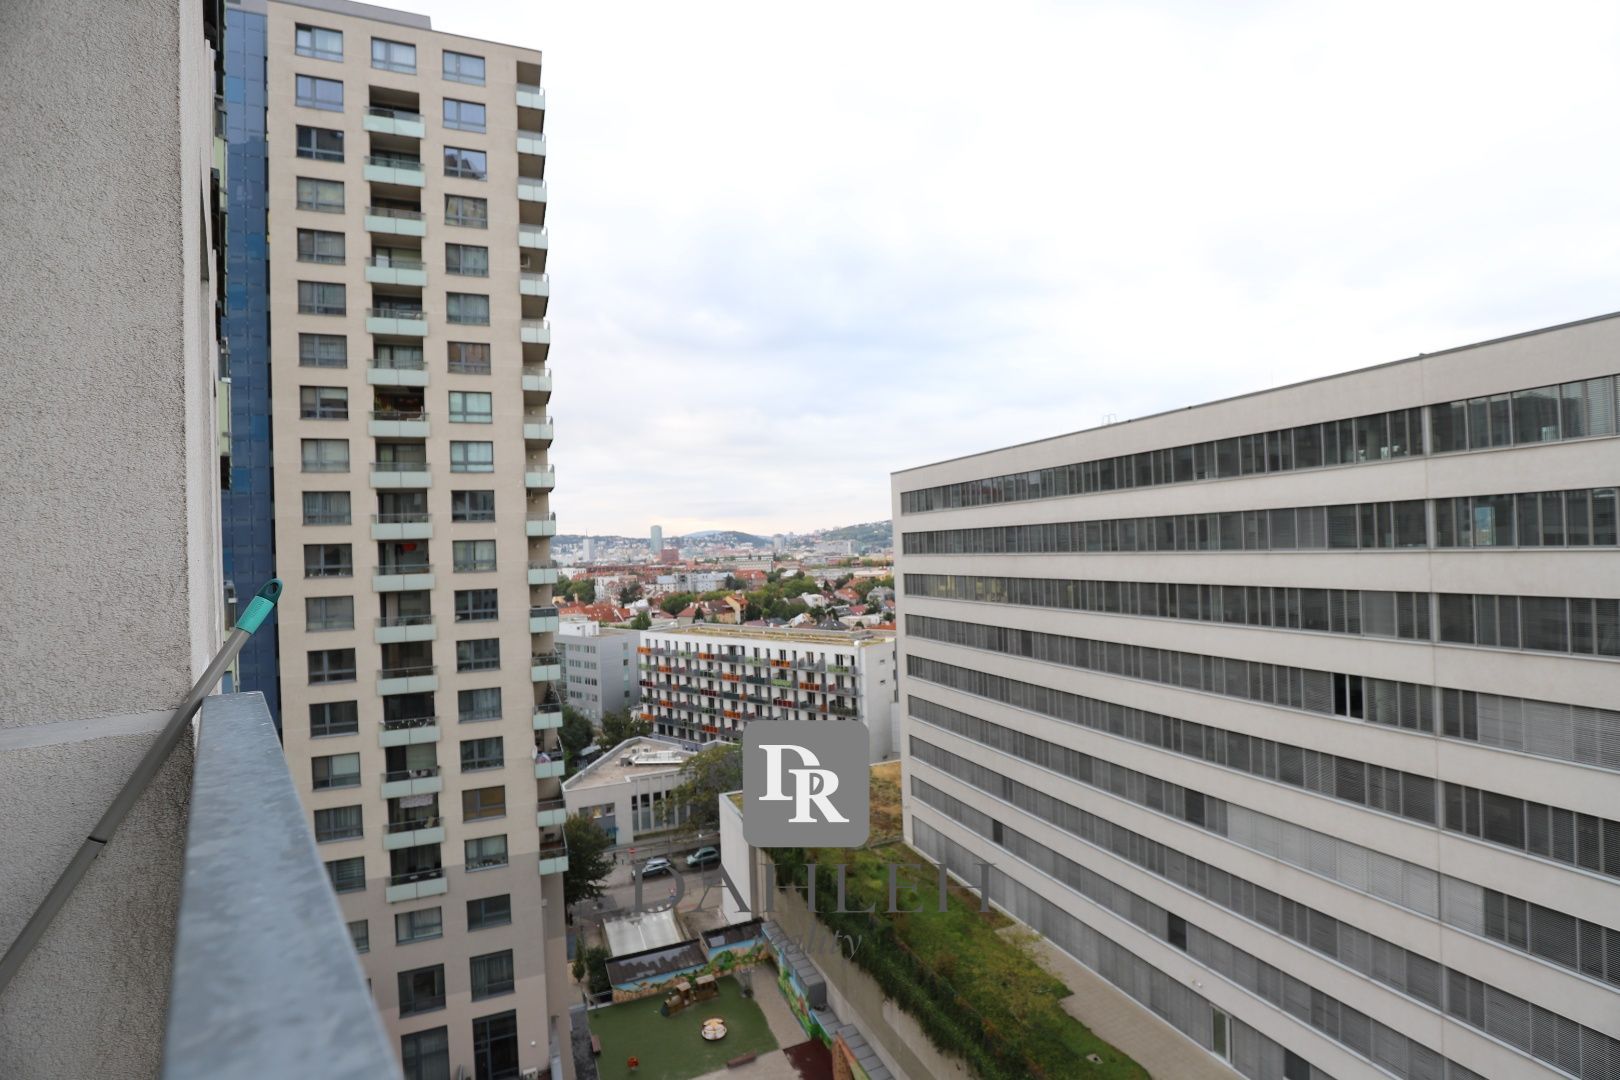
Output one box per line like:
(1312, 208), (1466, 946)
(618, 582), (644, 604)
(598, 708), (650, 750)
(630, 611), (652, 630)
(659, 591), (696, 616)
(559, 707), (594, 762)
(573, 944), (611, 996)
(563, 814), (615, 908)
(669, 743), (743, 836)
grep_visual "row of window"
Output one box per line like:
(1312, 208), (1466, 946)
(908, 613), (1438, 733)
(297, 177), (492, 228)
(295, 22), (490, 85)
(296, 280), (493, 324)
(303, 538), (497, 576)
(310, 690), (520, 735)
(306, 637), (501, 683)
(312, 741), (505, 795)
(296, 73), (488, 132)
(901, 487), (1620, 555)
(301, 337), (495, 374)
(904, 573), (1620, 659)
(905, 616), (1620, 775)
(298, 230), (494, 275)
(397, 949), (512, 1015)
(907, 646), (1620, 881)
(300, 387), (498, 423)
(909, 715), (1620, 1015)
(302, 489), (496, 525)
(299, 438), (498, 472)
(909, 770), (1620, 1080)
(298, 127), (491, 182)
(898, 373), (1619, 513)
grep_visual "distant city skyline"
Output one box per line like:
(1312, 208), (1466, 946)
(391, 0), (1620, 534)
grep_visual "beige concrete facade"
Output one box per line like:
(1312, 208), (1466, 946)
(893, 315), (1620, 1080)
(253, 0), (565, 1075)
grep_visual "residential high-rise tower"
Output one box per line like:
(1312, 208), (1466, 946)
(222, 1), (566, 1075)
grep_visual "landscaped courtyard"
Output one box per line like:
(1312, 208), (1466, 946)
(588, 976), (779, 1080)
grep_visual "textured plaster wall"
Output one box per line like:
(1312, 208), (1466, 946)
(0, 0), (222, 731)
(0, 0), (221, 1075)
(0, 715), (195, 1077)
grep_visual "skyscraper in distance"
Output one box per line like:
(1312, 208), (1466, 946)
(222, 1), (567, 1075)
(650, 523), (663, 559)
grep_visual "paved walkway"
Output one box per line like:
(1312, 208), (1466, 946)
(1023, 934), (1238, 1080)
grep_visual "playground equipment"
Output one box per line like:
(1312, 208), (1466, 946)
(659, 973), (720, 1016)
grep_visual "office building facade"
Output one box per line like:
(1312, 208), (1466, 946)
(558, 617), (638, 721)
(637, 626), (896, 759)
(894, 314), (1620, 1080)
(223, 1), (567, 1075)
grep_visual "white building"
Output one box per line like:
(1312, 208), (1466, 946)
(557, 617), (638, 722)
(893, 313), (1620, 1080)
(561, 736), (696, 846)
(636, 625), (897, 760)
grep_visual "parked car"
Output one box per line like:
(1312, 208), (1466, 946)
(640, 856), (674, 877)
(686, 846), (720, 868)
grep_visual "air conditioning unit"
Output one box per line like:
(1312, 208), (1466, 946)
(521, 1069), (541, 1079)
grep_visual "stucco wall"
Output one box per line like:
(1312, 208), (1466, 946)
(0, 0), (222, 1074)
(0, 0), (223, 731)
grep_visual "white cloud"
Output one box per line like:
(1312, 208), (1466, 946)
(408, 0), (1620, 534)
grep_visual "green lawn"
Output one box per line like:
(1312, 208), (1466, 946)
(588, 976), (778, 1080)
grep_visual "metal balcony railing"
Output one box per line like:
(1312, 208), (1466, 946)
(369, 355), (425, 370)
(371, 461), (429, 473)
(364, 205), (424, 221)
(378, 665), (435, 680)
(386, 817), (442, 834)
(382, 767), (440, 783)
(379, 714), (436, 730)
(373, 511), (430, 524)
(366, 155), (423, 171)
(367, 106), (422, 122)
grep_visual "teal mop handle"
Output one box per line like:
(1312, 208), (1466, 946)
(0, 579), (283, 997)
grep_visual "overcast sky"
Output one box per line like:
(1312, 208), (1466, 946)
(409, 0), (1620, 537)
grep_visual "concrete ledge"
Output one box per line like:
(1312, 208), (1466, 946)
(163, 693), (395, 1080)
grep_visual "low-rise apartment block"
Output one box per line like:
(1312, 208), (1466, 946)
(558, 616), (638, 721)
(637, 626), (896, 760)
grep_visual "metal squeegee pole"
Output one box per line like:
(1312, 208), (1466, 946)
(0, 579), (282, 997)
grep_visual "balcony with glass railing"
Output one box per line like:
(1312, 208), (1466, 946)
(378, 712), (439, 747)
(370, 510), (431, 542)
(367, 354), (428, 387)
(363, 105), (425, 139)
(529, 604), (560, 634)
(374, 611), (436, 645)
(363, 204), (426, 237)
(369, 459), (432, 490)
(365, 254), (426, 287)
(366, 305), (428, 336)
(521, 364), (552, 394)
(369, 408), (429, 438)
